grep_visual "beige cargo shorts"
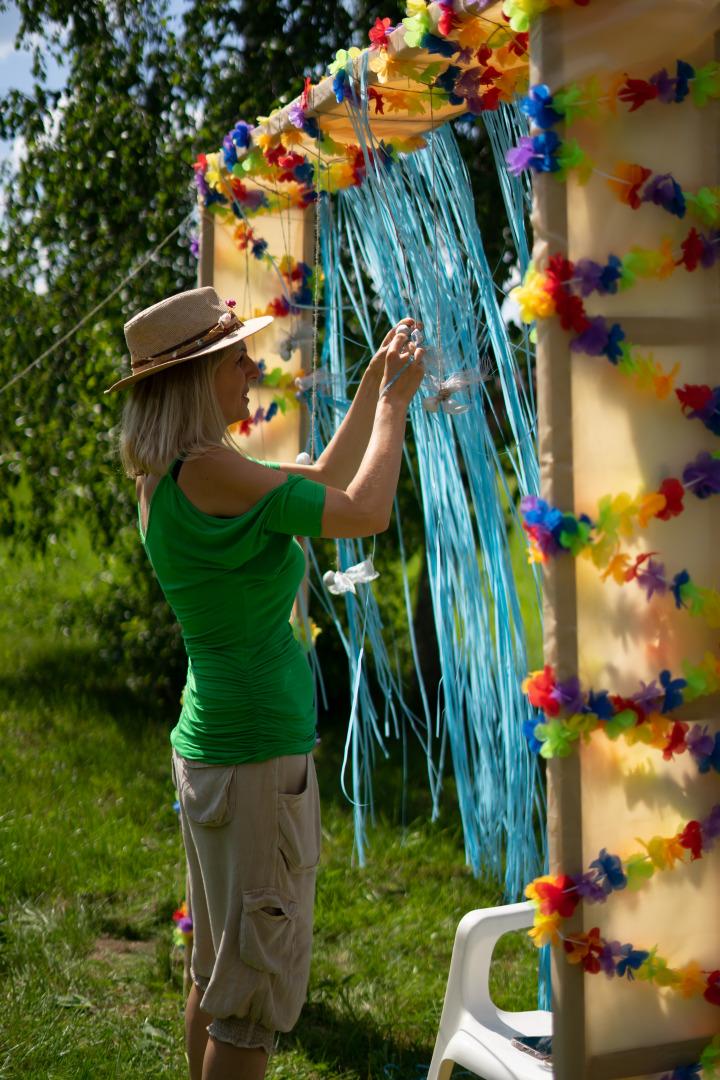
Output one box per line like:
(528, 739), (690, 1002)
(172, 749), (321, 1052)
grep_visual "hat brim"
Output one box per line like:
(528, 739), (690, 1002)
(104, 315), (275, 394)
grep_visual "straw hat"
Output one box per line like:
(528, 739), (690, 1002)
(105, 287), (274, 393)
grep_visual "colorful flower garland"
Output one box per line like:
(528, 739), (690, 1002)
(519, 450), (720, 566)
(510, 244), (720, 432)
(522, 663), (720, 763)
(172, 902), (193, 949)
(520, 62), (720, 130)
(526, 802), (720, 943)
(502, 0), (590, 34)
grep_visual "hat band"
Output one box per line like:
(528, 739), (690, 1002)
(130, 312), (243, 372)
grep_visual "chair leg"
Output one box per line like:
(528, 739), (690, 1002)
(427, 1047), (456, 1080)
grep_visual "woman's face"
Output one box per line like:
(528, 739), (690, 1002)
(213, 341), (262, 426)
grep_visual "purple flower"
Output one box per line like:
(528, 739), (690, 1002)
(194, 171), (211, 199)
(569, 871), (608, 905)
(288, 101), (306, 129)
(551, 675), (585, 714)
(697, 731), (720, 774)
(700, 802), (720, 847)
(636, 558), (667, 601)
(689, 386), (720, 434)
(649, 67), (678, 104)
(454, 46), (476, 66)
(599, 940), (623, 978)
(520, 494), (549, 525)
(506, 136), (538, 176)
(632, 680), (663, 711)
(700, 230), (720, 269)
(683, 450), (720, 499)
(642, 173), (686, 218)
(189, 237), (199, 259)
(177, 916), (193, 933)
(687, 725), (715, 767)
(570, 316), (610, 357)
(574, 258), (604, 297)
(454, 68), (483, 98)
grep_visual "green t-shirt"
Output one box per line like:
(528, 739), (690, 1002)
(140, 461), (326, 764)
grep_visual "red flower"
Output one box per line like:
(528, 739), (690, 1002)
(655, 478), (684, 520)
(476, 43), (492, 65)
(479, 65), (502, 86)
(230, 178), (248, 200)
(677, 228), (705, 271)
(300, 77), (312, 110)
(553, 290), (590, 334)
(618, 78), (660, 112)
(662, 720), (689, 761)
(546, 255), (575, 285)
(368, 16), (393, 49)
(368, 87), (385, 115)
(679, 819), (703, 860)
(525, 666), (561, 716)
(508, 32), (529, 57)
(479, 86), (502, 112)
(437, 8), (460, 35)
(267, 297), (290, 317)
(264, 142), (287, 167)
(676, 383), (712, 415)
(535, 874), (580, 918)
(704, 970), (720, 1006)
(193, 153), (208, 173)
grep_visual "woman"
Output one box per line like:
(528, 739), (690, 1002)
(107, 286), (424, 1080)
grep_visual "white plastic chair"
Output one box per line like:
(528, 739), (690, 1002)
(428, 901), (553, 1080)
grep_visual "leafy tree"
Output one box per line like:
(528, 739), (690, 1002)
(0, 0), (506, 702)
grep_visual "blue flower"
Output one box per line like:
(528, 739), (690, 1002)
(419, 31), (458, 57)
(588, 689), (614, 720)
(675, 60), (694, 103)
(598, 255), (622, 295)
(615, 945), (649, 980)
(659, 669), (687, 713)
(602, 323), (625, 364)
(589, 849), (627, 894)
(522, 717), (544, 754)
(670, 570), (690, 609)
(333, 70), (347, 104)
(520, 84), (562, 130)
(531, 131), (561, 173)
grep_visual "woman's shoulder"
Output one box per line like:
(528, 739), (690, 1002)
(178, 447), (288, 518)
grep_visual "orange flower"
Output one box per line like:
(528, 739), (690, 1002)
(607, 161), (652, 209)
(638, 491), (668, 527)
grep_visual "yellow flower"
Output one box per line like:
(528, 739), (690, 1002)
(406, 0), (428, 16)
(677, 961), (707, 999)
(528, 911), (562, 948)
(600, 548), (631, 585)
(369, 50), (406, 84)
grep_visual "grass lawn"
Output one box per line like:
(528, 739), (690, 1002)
(0, 533), (538, 1080)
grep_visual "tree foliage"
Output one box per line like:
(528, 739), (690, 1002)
(0, 0), (505, 698)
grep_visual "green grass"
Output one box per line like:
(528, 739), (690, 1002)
(0, 534), (538, 1080)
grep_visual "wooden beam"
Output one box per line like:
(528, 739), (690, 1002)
(588, 1036), (710, 1080)
(197, 209), (215, 289)
(531, 9), (587, 1080)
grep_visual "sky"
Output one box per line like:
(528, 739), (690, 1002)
(0, 1), (189, 165)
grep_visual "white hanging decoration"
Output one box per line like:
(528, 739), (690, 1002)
(421, 363), (490, 415)
(273, 321), (314, 361)
(295, 452), (312, 465)
(294, 368), (334, 402)
(322, 557), (380, 596)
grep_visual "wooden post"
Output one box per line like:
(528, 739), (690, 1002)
(530, 11), (587, 1080)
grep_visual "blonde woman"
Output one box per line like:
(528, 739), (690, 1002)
(107, 287), (424, 1080)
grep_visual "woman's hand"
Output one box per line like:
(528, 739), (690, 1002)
(379, 329), (425, 405)
(367, 318), (423, 380)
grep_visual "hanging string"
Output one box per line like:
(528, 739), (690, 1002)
(429, 91), (443, 380)
(0, 209), (196, 397)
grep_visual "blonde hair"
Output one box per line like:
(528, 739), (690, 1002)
(119, 346), (239, 477)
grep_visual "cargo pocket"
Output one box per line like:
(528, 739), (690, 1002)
(176, 756), (236, 827)
(278, 757), (321, 872)
(240, 888), (298, 974)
